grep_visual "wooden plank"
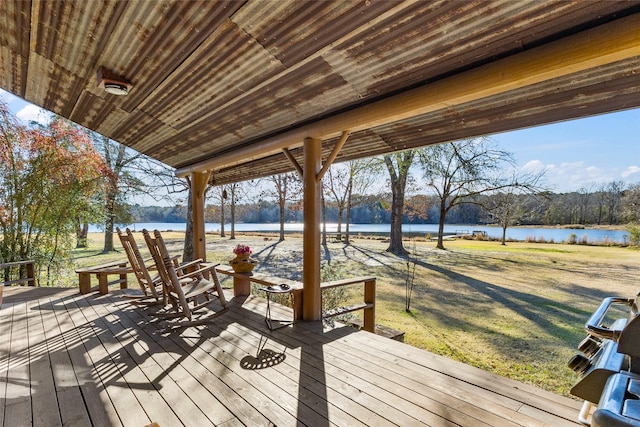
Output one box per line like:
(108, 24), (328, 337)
(105, 293), (249, 424)
(191, 320), (360, 427)
(124, 300), (300, 426)
(320, 276), (376, 289)
(309, 326), (535, 427)
(1, 277), (35, 286)
(205, 311), (389, 427)
(0, 260), (36, 287)
(81, 294), (220, 427)
(40, 296), (101, 426)
(75, 260), (130, 273)
(232, 296), (548, 426)
(48, 294), (123, 426)
(335, 324), (581, 426)
(105, 294), (271, 426)
(0, 288), (583, 427)
(0, 301), (14, 427)
(26, 299), (63, 427)
(323, 302), (371, 318)
(57, 294), (148, 427)
(3, 303), (32, 427)
(221, 298), (451, 426)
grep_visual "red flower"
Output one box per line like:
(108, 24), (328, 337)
(233, 244), (252, 255)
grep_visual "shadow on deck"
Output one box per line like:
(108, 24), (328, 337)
(0, 286), (582, 426)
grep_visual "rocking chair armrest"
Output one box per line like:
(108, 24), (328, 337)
(177, 259), (205, 270)
(176, 263), (221, 280)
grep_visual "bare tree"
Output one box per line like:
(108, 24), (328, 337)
(577, 184), (596, 224)
(324, 165), (350, 238)
(419, 138), (515, 250)
(622, 182), (640, 223)
(483, 171), (547, 245)
(344, 159), (383, 245)
(605, 180), (625, 225)
(208, 185), (229, 237)
(383, 150), (417, 255)
(266, 173), (302, 241)
(94, 135), (145, 252)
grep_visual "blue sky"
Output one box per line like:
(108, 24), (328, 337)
(2, 88), (639, 194)
(490, 109), (640, 192)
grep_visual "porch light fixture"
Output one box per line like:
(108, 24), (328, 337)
(97, 66), (131, 96)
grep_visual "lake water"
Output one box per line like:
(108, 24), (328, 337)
(95, 222), (631, 244)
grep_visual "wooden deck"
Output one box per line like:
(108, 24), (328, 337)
(1, 286), (583, 426)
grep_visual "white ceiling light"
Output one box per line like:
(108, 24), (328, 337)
(104, 83), (129, 96)
(97, 66), (131, 96)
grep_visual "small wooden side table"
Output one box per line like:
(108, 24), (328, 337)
(261, 284), (294, 331)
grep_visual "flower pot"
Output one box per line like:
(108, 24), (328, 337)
(230, 254), (256, 273)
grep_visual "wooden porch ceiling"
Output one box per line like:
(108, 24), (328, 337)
(1, 1), (639, 184)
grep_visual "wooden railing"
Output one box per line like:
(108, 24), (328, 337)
(216, 266), (376, 332)
(321, 276), (376, 333)
(0, 260), (36, 287)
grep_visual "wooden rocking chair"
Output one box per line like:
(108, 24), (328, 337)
(117, 227), (163, 301)
(117, 227), (196, 305)
(143, 229), (227, 322)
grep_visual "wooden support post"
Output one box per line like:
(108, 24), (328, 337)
(303, 137), (322, 321)
(190, 171), (210, 262)
(363, 278), (376, 333)
(233, 274), (251, 297)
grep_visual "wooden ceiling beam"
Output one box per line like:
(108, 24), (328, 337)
(175, 13), (640, 178)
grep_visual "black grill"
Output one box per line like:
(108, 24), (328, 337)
(568, 294), (640, 426)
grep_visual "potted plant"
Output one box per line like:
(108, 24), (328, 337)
(230, 244), (256, 273)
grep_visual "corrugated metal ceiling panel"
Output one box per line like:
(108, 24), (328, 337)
(0, 0), (637, 184)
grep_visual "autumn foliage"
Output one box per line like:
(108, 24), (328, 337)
(0, 102), (107, 285)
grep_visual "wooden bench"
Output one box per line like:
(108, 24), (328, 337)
(216, 266), (376, 332)
(76, 260), (133, 295)
(326, 232), (343, 242)
(0, 260), (36, 286)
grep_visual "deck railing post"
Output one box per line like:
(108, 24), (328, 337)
(363, 278), (376, 333)
(26, 261), (35, 286)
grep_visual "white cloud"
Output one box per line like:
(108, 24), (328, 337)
(622, 165), (640, 178)
(16, 104), (51, 125)
(520, 160), (627, 192)
(521, 160), (546, 172)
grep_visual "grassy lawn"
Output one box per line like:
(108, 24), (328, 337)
(68, 231), (639, 398)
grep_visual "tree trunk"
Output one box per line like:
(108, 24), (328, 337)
(230, 186), (236, 240)
(279, 193), (286, 241)
(345, 189), (352, 245)
(219, 195), (225, 238)
(384, 152), (414, 255)
(321, 185), (327, 246)
(102, 187), (117, 253)
(436, 198), (447, 250)
(388, 184), (407, 254)
(76, 221), (88, 248)
(183, 190), (195, 262)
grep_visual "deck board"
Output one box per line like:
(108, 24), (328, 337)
(0, 286), (583, 427)
(26, 299), (62, 427)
